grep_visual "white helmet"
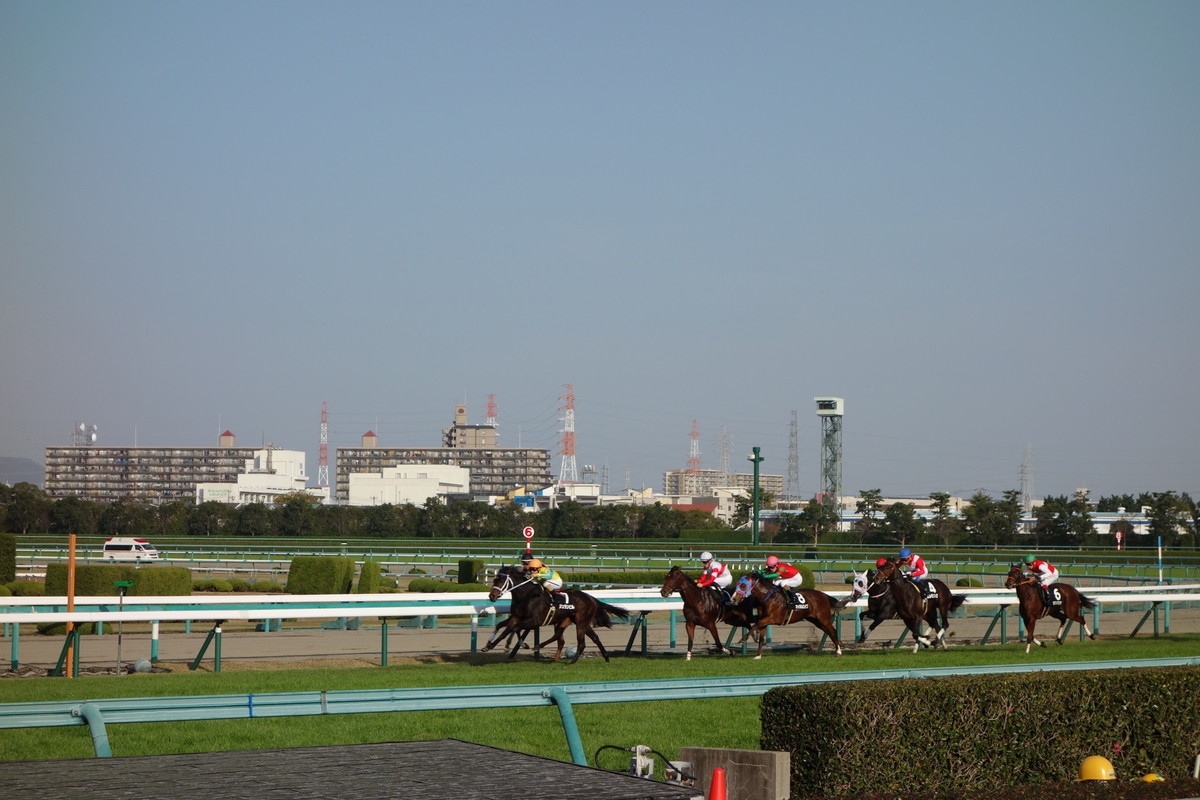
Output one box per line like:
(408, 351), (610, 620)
(700, 551), (713, 562)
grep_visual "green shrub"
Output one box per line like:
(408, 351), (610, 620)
(355, 560), (384, 593)
(252, 580), (284, 593)
(761, 666), (1200, 799)
(457, 558), (485, 584)
(45, 564), (191, 596)
(7, 579), (45, 596)
(406, 578), (487, 593)
(0, 533), (16, 583)
(285, 556), (355, 594)
(956, 577), (983, 587)
(0, 584), (11, 597)
(192, 579), (234, 592)
(408, 567), (426, 575)
(228, 578), (252, 592)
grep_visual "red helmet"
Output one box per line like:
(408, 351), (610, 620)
(765, 555), (779, 567)
(875, 557), (889, 568)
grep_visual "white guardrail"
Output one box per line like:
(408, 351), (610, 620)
(3, 584), (1200, 625)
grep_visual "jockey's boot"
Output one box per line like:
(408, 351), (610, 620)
(786, 589), (798, 607)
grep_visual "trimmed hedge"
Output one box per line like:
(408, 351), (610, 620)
(355, 560), (384, 593)
(0, 533), (15, 583)
(285, 556), (356, 594)
(407, 578), (488, 593)
(45, 564), (192, 596)
(761, 666), (1200, 799)
(457, 558), (485, 585)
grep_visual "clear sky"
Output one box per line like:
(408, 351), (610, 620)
(2, 2), (1197, 502)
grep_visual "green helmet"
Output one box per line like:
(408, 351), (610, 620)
(1023, 554), (1036, 564)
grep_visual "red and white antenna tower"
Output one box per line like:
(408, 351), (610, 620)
(318, 401), (329, 488)
(485, 393), (498, 429)
(688, 419), (702, 473)
(558, 384), (578, 484)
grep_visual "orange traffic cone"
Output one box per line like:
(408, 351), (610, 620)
(707, 767), (727, 800)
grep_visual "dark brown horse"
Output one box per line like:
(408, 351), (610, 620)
(844, 568), (897, 643)
(658, 566), (756, 660)
(870, 559), (966, 652)
(1004, 564), (1097, 654)
(482, 566), (629, 663)
(730, 572), (843, 659)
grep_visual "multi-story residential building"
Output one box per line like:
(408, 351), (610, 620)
(663, 468), (784, 498)
(336, 406), (553, 502)
(44, 432), (301, 504)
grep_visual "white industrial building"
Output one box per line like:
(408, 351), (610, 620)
(347, 464), (471, 507)
(195, 448), (326, 506)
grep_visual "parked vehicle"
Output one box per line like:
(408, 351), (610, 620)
(102, 537), (160, 561)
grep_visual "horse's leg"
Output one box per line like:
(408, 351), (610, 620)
(806, 616), (843, 656)
(569, 624), (589, 663)
(1053, 613), (1068, 645)
(684, 620), (697, 660)
(483, 617), (516, 651)
(507, 627), (531, 660)
(704, 621), (727, 656)
(753, 624), (767, 660)
(1023, 613), (1041, 654)
(582, 624), (610, 663)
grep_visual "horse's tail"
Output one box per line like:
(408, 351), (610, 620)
(949, 594), (967, 613)
(595, 601), (630, 628)
(823, 592), (845, 610)
(1078, 592), (1095, 610)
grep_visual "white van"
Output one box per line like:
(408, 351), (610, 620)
(102, 537), (160, 561)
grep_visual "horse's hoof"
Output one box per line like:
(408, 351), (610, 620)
(753, 655), (762, 661)
(685, 652), (692, 661)
(1089, 633), (1098, 640)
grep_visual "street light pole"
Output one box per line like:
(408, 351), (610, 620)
(748, 446), (764, 547)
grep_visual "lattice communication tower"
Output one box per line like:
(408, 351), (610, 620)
(318, 401), (329, 488)
(815, 397), (844, 507)
(558, 384), (578, 484)
(687, 419), (702, 473)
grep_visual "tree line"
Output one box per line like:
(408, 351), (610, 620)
(1, 482), (1194, 548)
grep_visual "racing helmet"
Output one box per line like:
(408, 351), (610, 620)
(1076, 756), (1117, 782)
(1024, 554), (1036, 564)
(1139, 774), (1165, 783)
(875, 557), (889, 568)
(700, 551), (713, 562)
(526, 558), (544, 570)
(899, 548), (912, 559)
(765, 555), (779, 567)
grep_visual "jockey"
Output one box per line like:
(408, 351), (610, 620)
(524, 558), (569, 607)
(696, 551), (733, 603)
(898, 548), (928, 583)
(1024, 554), (1059, 587)
(762, 555), (803, 604)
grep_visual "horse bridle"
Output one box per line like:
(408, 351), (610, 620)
(491, 571), (534, 598)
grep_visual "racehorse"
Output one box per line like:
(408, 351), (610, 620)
(483, 566), (630, 663)
(1004, 564), (1097, 654)
(730, 572), (843, 659)
(869, 559), (966, 652)
(658, 566), (757, 660)
(843, 569), (898, 644)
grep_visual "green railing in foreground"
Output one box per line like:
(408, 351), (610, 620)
(3, 656), (1197, 763)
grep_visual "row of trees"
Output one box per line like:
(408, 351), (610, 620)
(0, 483), (727, 540)
(1, 482), (1195, 548)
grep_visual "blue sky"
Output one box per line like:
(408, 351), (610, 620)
(2, 2), (1197, 501)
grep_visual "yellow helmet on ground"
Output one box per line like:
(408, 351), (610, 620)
(1076, 756), (1116, 782)
(526, 558), (544, 570)
(1139, 773), (1165, 782)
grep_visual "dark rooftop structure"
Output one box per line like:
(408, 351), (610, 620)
(6, 739), (701, 800)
